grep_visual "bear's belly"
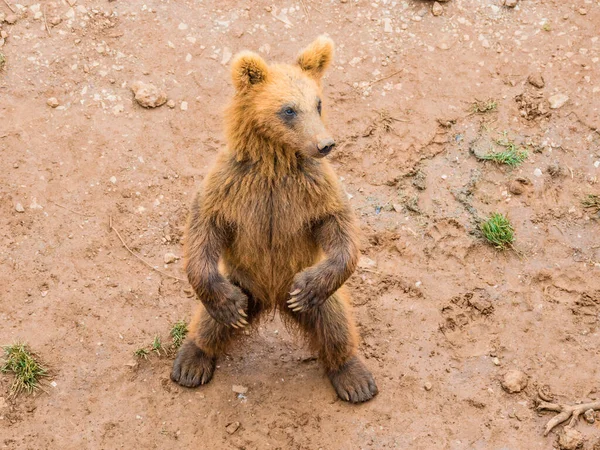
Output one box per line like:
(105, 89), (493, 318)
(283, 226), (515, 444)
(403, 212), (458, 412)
(223, 225), (320, 305)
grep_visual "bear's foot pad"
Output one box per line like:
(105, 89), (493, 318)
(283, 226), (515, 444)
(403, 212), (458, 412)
(171, 340), (216, 388)
(328, 356), (378, 403)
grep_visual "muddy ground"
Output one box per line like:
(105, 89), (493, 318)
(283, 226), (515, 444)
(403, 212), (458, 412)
(1, 0), (600, 448)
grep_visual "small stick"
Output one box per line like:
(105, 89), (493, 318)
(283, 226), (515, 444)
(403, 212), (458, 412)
(538, 400), (600, 435)
(109, 216), (186, 282)
(300, 0), (309, 19)
(48, 200), (93, 217)
(369, 69), (404, 86)
(2, 0), (15, 13)
(42, 5), (51, 37)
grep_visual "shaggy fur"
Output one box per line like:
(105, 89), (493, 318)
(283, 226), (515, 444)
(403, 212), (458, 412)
(171, 36), (378, 403)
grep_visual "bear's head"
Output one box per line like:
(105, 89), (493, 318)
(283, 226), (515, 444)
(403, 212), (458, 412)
(227, 36), (336, 160)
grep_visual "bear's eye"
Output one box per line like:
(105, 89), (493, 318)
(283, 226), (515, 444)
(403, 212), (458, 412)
(317, 99), (322, 116)
(284, 107), (296, 116)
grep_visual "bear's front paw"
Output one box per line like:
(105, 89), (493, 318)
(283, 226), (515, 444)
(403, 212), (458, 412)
(204, 284), (249, 328)
(171, 340), (216, 387)
(286, 270), (331, 313)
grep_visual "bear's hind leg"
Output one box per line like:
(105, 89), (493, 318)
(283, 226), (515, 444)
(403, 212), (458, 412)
(171, 289), (262, 388)
(287, 290), (378, 403)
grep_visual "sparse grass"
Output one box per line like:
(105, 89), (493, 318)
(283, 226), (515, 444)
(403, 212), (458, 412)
(133, 348), (149, 360)
(476, 134), (528, 167)
(151, 335), (164, 356)
(1, 343), (48, 396)
(582, 194), (600, 214)
(0, 53), (5, 71)
(170, 321), (188, 350)
(480, 213), (515, 250)
(470, 98), (498, 114)
(542, 22), (552, 32)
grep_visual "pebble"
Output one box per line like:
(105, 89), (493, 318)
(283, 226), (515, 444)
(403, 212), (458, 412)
(164, 253), (179, 264)
(527, 72), (545, 89)
(548, 94), (569, 109)
(383, 18), (392, 33)
(47, 97), (60, 108)
(131, 81), (167, 108)
(492, 357), (500, 366)
(424, 382), (433, 391)
(49, 16), (62, 26)
(232, 385), (248, 394)
(109, 176), (117, 184)
(508, 180), (525, 195)
(533, 168), (543, 177)
(167, 100), (176, 109)
(431, 2), (443, 16)
(501, 369), (528, 393)
(221, 47), (232, 65)
(358, 256), (377, 269)
(583, 409), (595, 424)
(225, 422), (240, 434)
(503, 0), (518, 7)
(180, 101), (188, 111)
(578, 8), (587, 15)
(558, 426), (583, 450)
(5, 14), (18, 25)
(15, 203), (24, 213)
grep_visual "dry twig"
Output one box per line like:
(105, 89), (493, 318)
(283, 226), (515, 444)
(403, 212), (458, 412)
(48, 200), (93, 217)
(369, 69), (404, 86)
(538, 400), (600, 435)
(42, 5), (51, 37)
(2, 0), (15, 13)
(109, 216), (186, 282)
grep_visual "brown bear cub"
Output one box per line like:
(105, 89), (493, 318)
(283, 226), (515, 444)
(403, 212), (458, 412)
(171, 36), (378, 403)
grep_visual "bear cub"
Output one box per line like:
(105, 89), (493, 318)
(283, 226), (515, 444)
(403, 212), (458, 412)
(171, 36), (378, 403)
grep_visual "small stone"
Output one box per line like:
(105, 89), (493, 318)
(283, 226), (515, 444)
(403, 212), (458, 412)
(221, 47), (232, 65)
(578, 8), (587, 15)
(548, 94), (569, 109)
(583, 409), (595, 424)
(167, 100), (176, 109)
(109, 176), (117, 184)
(533, 168), (543, 177)
(164, 253), (179, 264)
(5, 14), (18, 25)
(501, 369), (528, 393)
(131, 81), (167, 108)
(392, 203), (403, 212)
(527, 73), (545, 89)
(383, 18), (392, 33)
(508, 180), (524, 195)
(558, 426), (583, 450)
(232, 385), (248, 394)
(358, 256), (377, 269)
(47, 97), (60, 108)
(431, 2), (443, 16)
(424, 382), (433, 391)
(503, 0), (518, 7)
(180, 101), (188, 111)
(178, 23), (188, 30)
(49, 16), (62, 26)
(15, 203), (25, 213)
(225, 422), (240, 434)
(492, 357), (500, 366)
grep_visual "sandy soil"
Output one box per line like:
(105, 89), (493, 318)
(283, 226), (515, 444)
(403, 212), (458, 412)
(1, 0), (600, 448)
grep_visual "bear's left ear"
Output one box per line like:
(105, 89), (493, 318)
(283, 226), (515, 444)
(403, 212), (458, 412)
(231, 51), (270, 92)
(297, 35), (334, 81)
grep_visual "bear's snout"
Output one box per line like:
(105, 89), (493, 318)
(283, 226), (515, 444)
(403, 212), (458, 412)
(317, 137), (336, 156)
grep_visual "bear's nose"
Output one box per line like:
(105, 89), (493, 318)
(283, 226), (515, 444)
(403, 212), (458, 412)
(317, 138), (336, 155)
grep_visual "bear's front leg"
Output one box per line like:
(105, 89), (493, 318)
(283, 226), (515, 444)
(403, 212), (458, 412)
(287, 211), (359, 312)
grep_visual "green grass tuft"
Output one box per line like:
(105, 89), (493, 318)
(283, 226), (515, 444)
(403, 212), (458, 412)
(480, 213), (515, 249)
(477, 135), (528, 167)
(0, 53), (5, 71)
(170, 321), (188, 350)
(471, 98), (498, 114)
(151, 335), (164, 356)
(133, 348), (149, 359)
(1, 343), (48, 396)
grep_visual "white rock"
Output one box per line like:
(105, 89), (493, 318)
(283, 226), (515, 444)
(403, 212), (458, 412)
(15, 203), (25, 213)
(501, 369), (528, 393)
(47, 97), (60, 108)
(109, 176), (117, 184)
(232, 384), (248, 394)
(164, 253), (179, 264)
(358, 256), (377, 269)
(180, 101), (188, 111)
(548, 94), (569, 109)
(131, 81), (167, 108)
(533, 168), (543, 177)
(221, 47), (232, 65)
(431, 2), (443, 16)
(178, 23), (188, 30)
(383, 18), (392, 33)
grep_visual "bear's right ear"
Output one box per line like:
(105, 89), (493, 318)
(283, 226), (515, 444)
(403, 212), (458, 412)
(231, 51), (269, 92)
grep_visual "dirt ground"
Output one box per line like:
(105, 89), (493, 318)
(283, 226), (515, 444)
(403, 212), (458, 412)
(1, 0), (600, 448)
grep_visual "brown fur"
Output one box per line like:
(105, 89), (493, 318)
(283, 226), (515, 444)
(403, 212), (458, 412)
(171, 36), (378, 403)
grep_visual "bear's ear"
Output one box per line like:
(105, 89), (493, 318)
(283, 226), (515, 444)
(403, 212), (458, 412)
(297, 35), (334, 80)
(231, 51), (269, 92)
